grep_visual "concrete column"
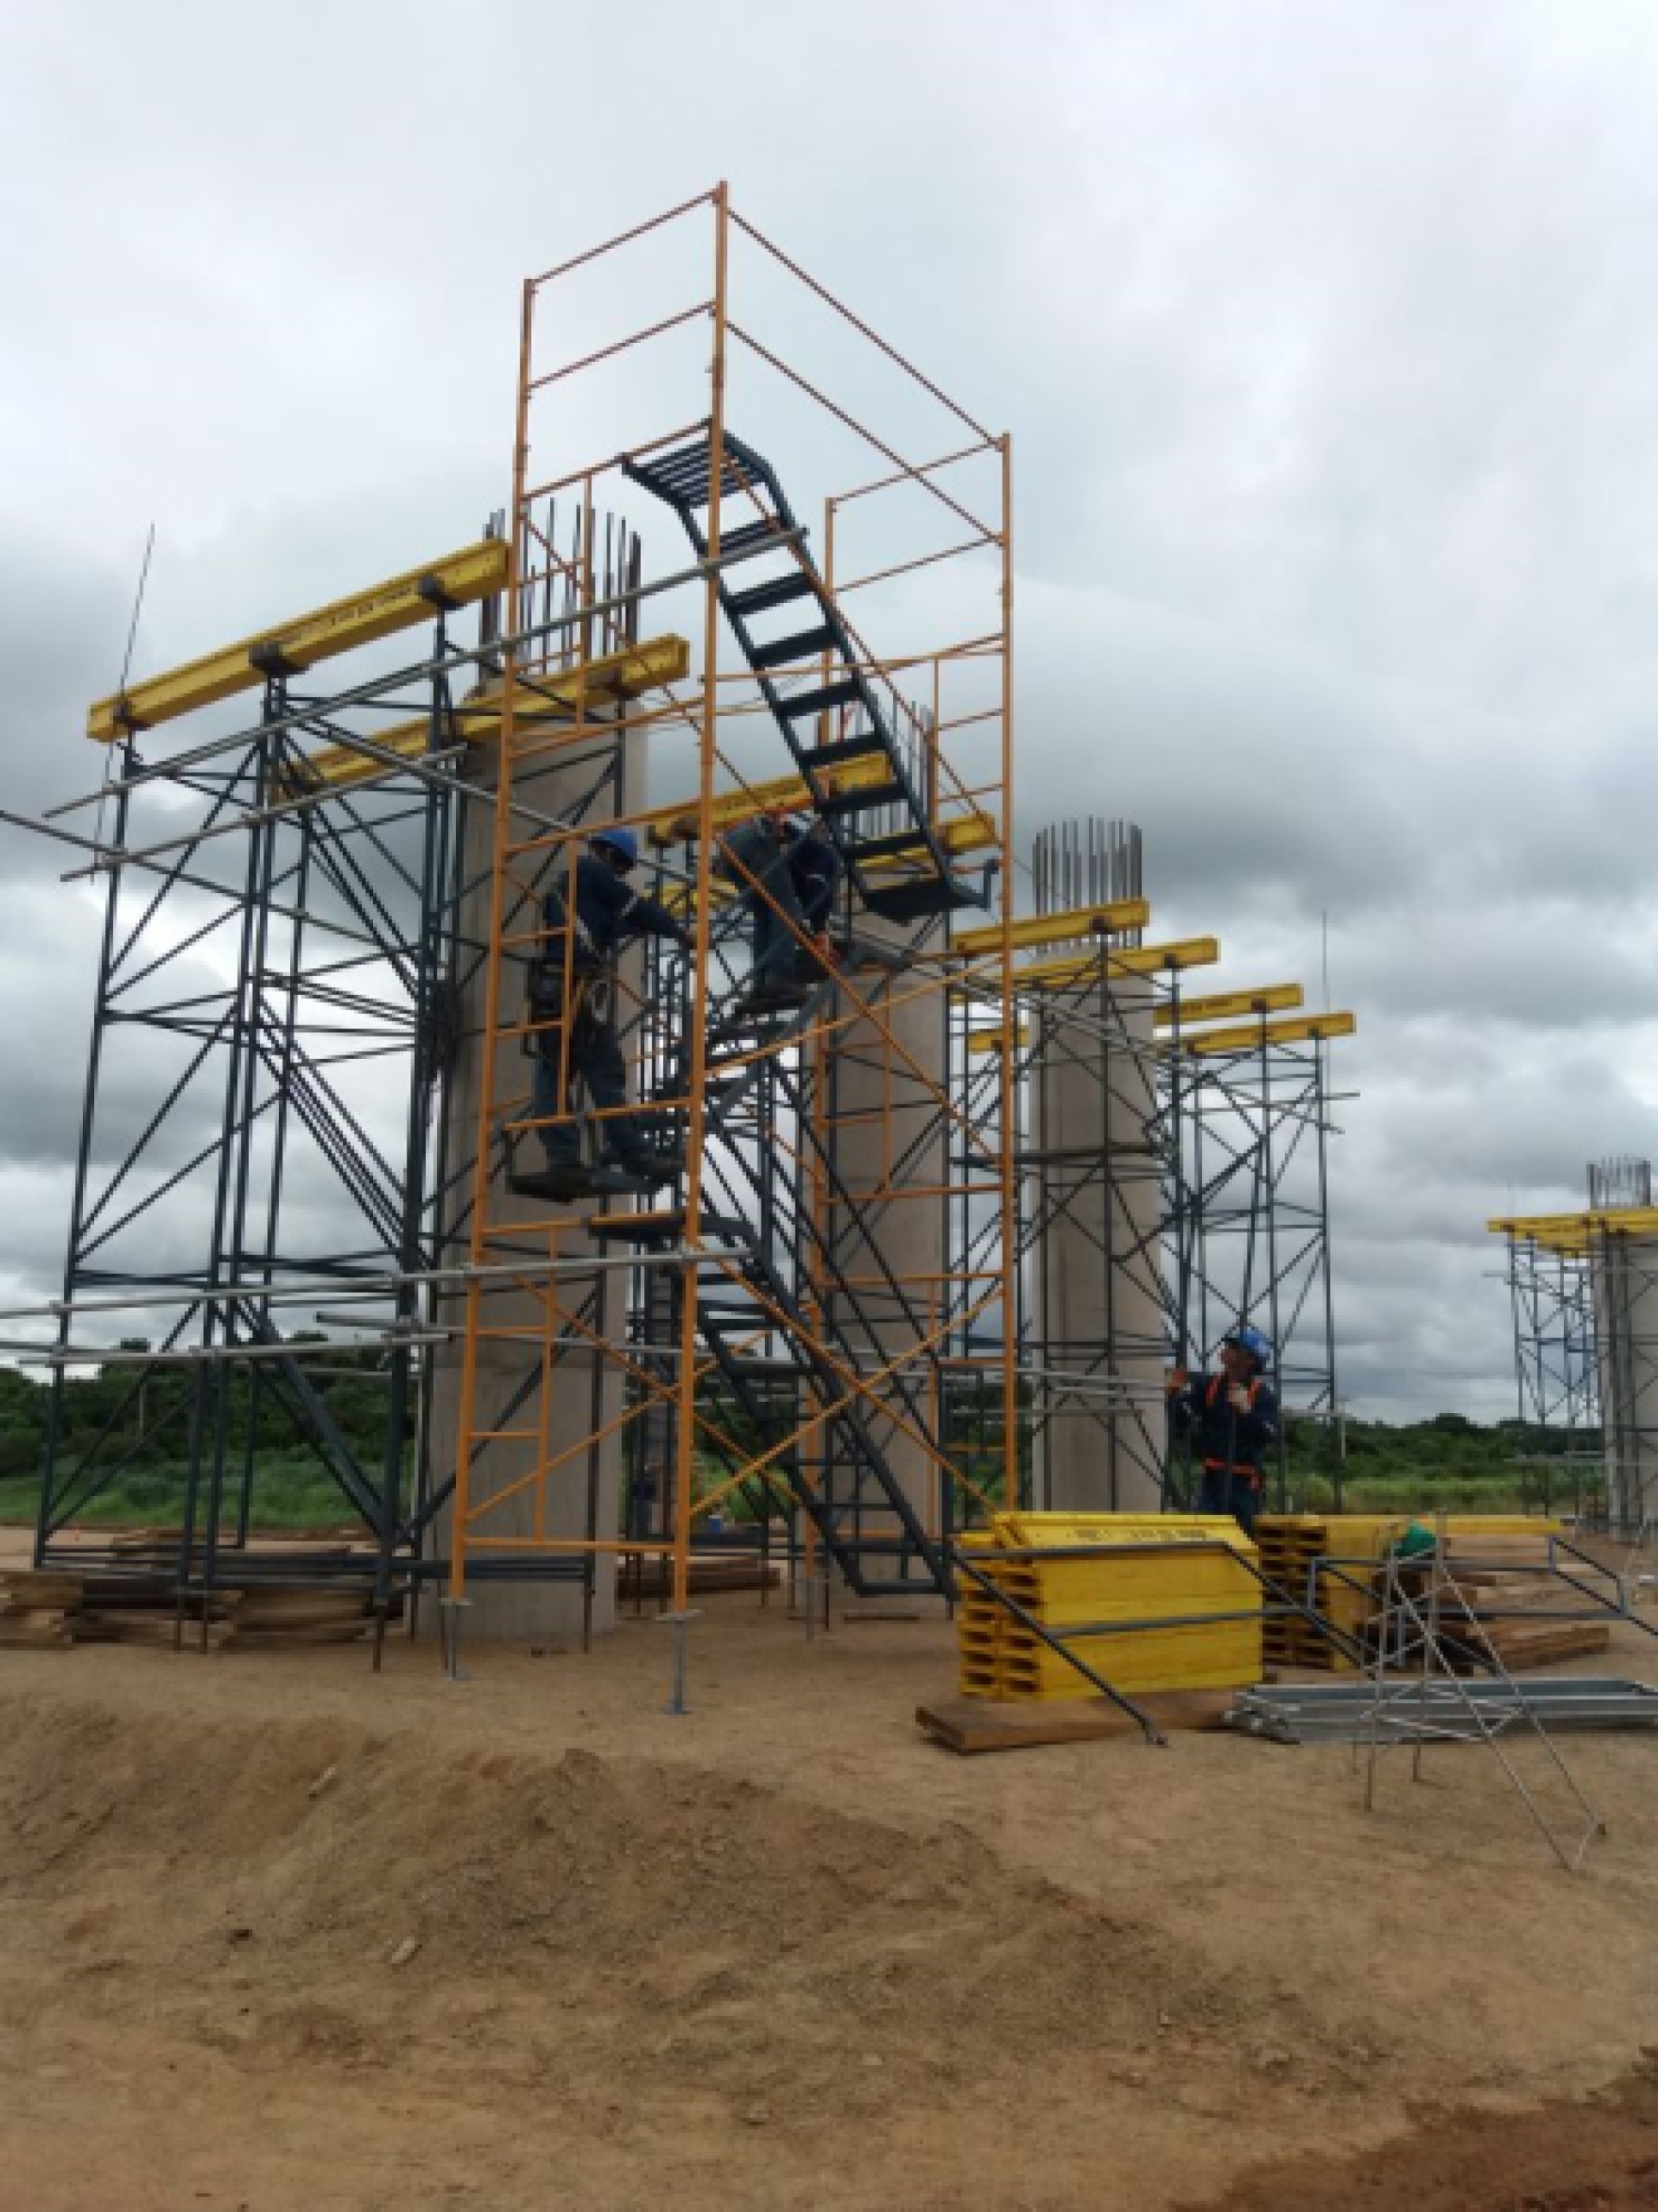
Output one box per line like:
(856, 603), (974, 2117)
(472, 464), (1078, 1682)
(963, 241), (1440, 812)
(1592, 1232), (1658, 1534)
(819, 940), (950, 1575)
(425, 726), (632, 1640)
(1023, 818), (1167, 1515)
(1028, 973), (1166, 1512)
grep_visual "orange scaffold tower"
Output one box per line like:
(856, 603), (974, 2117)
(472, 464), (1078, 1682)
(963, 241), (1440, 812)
(436, 186), (1017, 1686)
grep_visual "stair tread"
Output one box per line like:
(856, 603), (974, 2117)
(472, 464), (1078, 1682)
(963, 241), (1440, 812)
(750, 624), (838, 670)
(729, 570), (820, 618)
(777, 676), (863, 719)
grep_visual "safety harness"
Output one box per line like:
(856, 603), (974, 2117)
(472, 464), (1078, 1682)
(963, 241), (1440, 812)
(1202, 1373), (1266, 1487)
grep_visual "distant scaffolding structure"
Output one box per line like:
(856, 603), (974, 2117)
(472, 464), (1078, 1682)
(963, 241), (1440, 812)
(1491, 1158), (1658, 1531)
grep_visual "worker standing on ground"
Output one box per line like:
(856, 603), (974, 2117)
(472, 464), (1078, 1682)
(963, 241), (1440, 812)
(1165, 1326), (1278, 1535)
(518, 826), (688, 1194)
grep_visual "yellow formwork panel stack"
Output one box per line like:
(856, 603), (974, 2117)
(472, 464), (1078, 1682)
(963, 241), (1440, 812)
(957, 1512), (1262, 1702)
(1256, 1514), (1563, 1673)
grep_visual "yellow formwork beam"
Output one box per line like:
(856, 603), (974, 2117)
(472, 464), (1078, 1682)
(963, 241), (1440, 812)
(1487, 1205), (1658, 1252)
(282, 635), (691, 793)
(1155, 983), (1304, 1030)
(88, 538), (511, 744)
(639, 762), (998, 859)
(1177, 1009), (1356, 1056)
(965, 1024), (1031, 1055)
(864, 811), (999, 864)
(641, 753), (889, 845)
(1010, 935), (1221, 990)
(953, 897), (1149, 959)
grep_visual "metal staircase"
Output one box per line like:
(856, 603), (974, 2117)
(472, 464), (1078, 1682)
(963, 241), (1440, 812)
(613, 956), (952, 1597)
(623, 424), (986, 924)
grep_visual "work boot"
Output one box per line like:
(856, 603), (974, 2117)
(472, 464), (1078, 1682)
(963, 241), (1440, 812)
(509, 1161), (591, 1202)
(606, 1146), (685, 1188)
(740, 976), (806, 1013)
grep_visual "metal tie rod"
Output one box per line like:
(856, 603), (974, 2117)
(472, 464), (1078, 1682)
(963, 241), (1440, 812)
(48, 743), (468, 879)
(0, 1247), (700, 1328)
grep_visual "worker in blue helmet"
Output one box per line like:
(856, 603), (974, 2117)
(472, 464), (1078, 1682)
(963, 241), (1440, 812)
(1166, 1324), (1279, 1535)
(516, 825), (689, 1196)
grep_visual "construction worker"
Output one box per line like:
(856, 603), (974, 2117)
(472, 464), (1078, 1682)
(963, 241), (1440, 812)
(1166, 1325), (1278, 1535)
(519, 825), (688, 1193)
(786, 812), (843, 941)
(719, 810), (835, 1008)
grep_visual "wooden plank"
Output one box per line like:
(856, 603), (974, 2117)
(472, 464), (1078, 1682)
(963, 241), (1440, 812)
(917, 1689), (1233, 1754)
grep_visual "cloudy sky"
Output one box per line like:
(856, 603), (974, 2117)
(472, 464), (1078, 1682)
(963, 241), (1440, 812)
(4, 0), (1658, 1419)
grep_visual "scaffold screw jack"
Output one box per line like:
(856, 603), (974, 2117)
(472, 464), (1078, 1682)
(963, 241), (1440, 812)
(658, 1609), (700, 1716)
(440, 1596), (472, 1684)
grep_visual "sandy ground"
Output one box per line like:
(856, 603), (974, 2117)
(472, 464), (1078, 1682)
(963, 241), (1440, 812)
(3, 1587), (1658, 2209)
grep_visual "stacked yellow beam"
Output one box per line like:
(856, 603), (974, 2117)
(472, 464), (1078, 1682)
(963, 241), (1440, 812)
(1256, 1514), (1563, 1673)
(957, 1512), (1262, 1702)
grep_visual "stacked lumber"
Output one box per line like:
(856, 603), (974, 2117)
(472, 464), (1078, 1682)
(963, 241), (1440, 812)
(1256, 1515), (1566, 1674)
(0, 1569), (82, 1649)
(618, 1550), (782, 1601)
(1442, 1616), (1612, 1671)
(1425, 1534), (1612, 1671)
(231, 1587), (374, 1646)
(78, 1603), (237, 1651)
(957, 1512), (1262, 1702)
(77, 1573), (377, 1651)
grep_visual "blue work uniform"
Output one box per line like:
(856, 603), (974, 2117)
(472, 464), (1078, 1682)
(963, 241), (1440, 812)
(720, 821), (808, 993)
(1171, 1372), (1279, 1535)
(529, 852), (685, 1169)
(787, 827), (843, 933)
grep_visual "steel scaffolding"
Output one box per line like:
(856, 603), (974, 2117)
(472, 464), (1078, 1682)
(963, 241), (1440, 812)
(15, 188), (1361, 1680)
(1491, 1162), (1658, 1531)
(436, 183), (1018, 1661)
(950, 822), (1352, 1517)
(1166, 1017), (1347, 1505)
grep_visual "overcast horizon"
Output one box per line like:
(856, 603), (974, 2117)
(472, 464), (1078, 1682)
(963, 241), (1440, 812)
(4, 2), (1658, 1422)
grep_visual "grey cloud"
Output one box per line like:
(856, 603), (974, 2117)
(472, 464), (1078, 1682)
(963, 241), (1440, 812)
(3, 0), (1656, 1421)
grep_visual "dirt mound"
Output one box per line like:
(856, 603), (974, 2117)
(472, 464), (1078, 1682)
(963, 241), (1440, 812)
(0, 1699), (1340, 2090)
(1181, 2053), (1658, 2209)
(0, 1694), (1383, 2206)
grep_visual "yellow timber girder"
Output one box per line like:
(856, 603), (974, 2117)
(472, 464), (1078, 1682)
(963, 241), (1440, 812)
(88, 538), (511, 744)
(1487, 1206), (1658, 1254)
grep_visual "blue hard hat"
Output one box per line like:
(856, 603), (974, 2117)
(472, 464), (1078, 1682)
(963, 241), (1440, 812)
(591, 825), (639, 870)
(1225, 1324), (1273, 1370)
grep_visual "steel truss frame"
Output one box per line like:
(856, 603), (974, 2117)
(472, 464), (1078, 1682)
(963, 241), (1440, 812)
(1166, 1024), (1344, 1505)
(35, 632), (471, 1618)
(19, 188), (1357, 1676)
(26, 508), (645, 1632)
(949, 950), (1345, 1513)
(1496, 1212), (1658, 1532)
